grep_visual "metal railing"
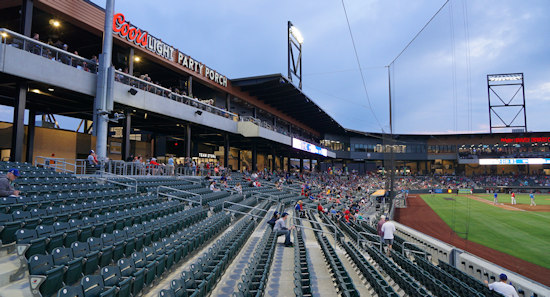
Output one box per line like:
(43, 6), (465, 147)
(0, 28), (98, 73)
(34, 156), (77, 174)
(94, 172), (138, 193)
(222, 201), (268, 219)
(105, 160), (175, 176)
(115, 70), (239, 120)
(156, 186), (202, 205)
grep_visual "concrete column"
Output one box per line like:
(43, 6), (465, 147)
(186, 125), (191, 158)
(11, 81), (27, 162)
(122, 112), (131, 161)
(252, 107), (257, 118)
(252, 143), (257, 172)
(25, 109), (36, 163)
(309, 159), (313, 172)
(188, 76), (193, 97)
(237, 150), (241, 172)
(128, 48), (134, 75)
(287, 157), (291, 172)
(299, 158), (304, 173)
(20, 0), (33, 36)
(225, 94), (231, 110)
(280, 155), (284, 171)
(223, 134), (229, 169)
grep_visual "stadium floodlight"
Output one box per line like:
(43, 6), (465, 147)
(287, 21), (303, 89)
(289, 25), (304, 44)
(488, 74), (523, 82)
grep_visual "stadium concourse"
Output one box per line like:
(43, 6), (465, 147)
(0, 162), (549, 297)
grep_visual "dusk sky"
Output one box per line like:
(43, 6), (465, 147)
(3, 0), (549, 134)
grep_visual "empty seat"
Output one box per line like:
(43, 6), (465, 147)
(52, 247), (83, 285)
(28, 254), (65, 297)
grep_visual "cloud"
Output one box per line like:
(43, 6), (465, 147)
(527, 82), (550, 101)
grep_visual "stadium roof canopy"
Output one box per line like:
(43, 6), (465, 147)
(232, 74), (345, 135)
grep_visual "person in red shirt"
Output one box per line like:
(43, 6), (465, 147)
(344, 213), (350, 223)
(317, 203), (324, 214)
(149, 158), (160, 165)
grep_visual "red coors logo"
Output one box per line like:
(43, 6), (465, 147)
(113, 13), (147, 47)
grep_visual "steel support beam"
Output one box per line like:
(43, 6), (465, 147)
(25, 109), (36, 162)
(11, 81), (27, 162)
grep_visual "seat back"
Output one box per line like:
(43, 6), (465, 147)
(117, 258), (136, 277)
(28, 254), (54, 275)
(101, 265), (121, 287)
(16, 228), (37, 244)
(71, 242), (90, 258)
(52, 247), (74, 266)
(57, 285), (85, 297)
(81, 275), (104, 297)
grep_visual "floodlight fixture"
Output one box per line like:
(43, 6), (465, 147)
(134, 56), (141, 62)
(289, 25), (304, 44)
(0, 32), (8, 38)
(488, 74), (523, 82)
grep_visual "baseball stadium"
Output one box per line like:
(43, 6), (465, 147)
(0, 0), (549, 297)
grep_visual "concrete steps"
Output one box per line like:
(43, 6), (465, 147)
(209, 207), (277, 297)
(0, 248), (31, 297)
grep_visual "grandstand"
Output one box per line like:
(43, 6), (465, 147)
(0, 160), (548, 297)
(0, 0), (549, 296)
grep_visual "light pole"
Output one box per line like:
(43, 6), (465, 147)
(287, 21), (303, 89)
(94, 0), (115, 163)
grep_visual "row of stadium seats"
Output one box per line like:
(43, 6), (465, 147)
(16, 201), (190, 259)
(0, 196), (163, 245)
(341, 241), (398, 296)
(391, 250), (460, 296)
(364, 242), (431, 296)
(414, 255), (488, 297)
(292, 218), (312, 297)
(161, 217), (257, 297)
(309, 214), (360, 296)
(32, 209), (231, 297)
(234, 225), (277, 296)
(438, 259), (504, 297)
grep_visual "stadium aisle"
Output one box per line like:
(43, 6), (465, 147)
(301, 221), (339, 296)
(144, 210), (257, 297)
(209, 207), (277, 296)
(264, 235), (295, 296)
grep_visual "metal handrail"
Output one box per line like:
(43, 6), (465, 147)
(402, 241), (427, 258)
(293, 215), (339, 238)
(358, 238), (383, 253)
(115, 70), (239, 120)
(157, 186), (202, 205)
(96, 172), (138, 193)
(158, 192), (202, 206)
(0, 28), (98, 73)
(222, 201), (269, 213)
(33, 156), (77, 174)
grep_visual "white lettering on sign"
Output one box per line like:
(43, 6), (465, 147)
(113, 13), (227, 87)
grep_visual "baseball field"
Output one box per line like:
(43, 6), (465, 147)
(420, 193), (550, 270)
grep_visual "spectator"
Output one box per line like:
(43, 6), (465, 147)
(234, 182), (242, 195)
(381, 216), (396, 256)
(266, 211), (279, 230)
(0, 168), (21, 197)
(273, 212), (294, 247)
(484, 274), (519, 297)
(87, 150), (98, 166)
(209, 181), (220, 192)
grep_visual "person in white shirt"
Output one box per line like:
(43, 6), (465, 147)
(381, 217), (396, 256)
(209, 181), (220, 192)
(484, 274), (519, 297)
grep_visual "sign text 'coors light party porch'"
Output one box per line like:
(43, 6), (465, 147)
(112, 13), (228, 87)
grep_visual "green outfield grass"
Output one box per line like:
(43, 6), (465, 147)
(474, 193), (550, 205)
(420, 194), (550, 269)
